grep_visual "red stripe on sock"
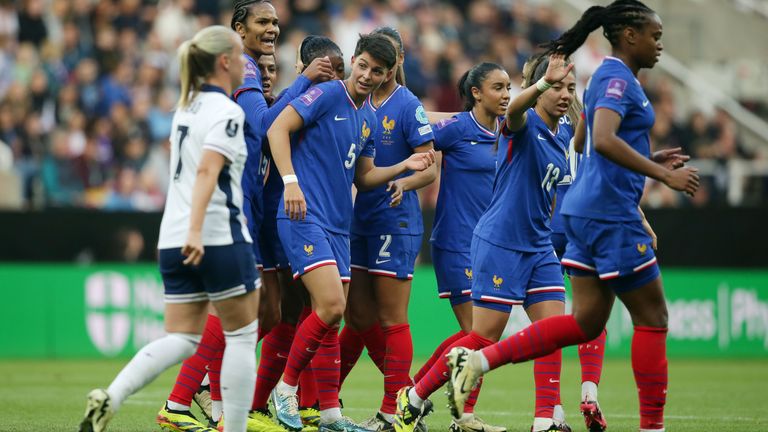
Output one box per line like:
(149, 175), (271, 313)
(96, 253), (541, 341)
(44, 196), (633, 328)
(633, 326), (668, 430)
(312, 327), (341, 410)
(360, 323), (386, 374)
(414, 330), (467, 383)
(579, 329), (606, 385)
(414, 332), (493, 400)
(338, 326), (365, 388)
(463, 377), (483, 413)
(533, 349), (562, 418)
(283, 311), (331, 386)
(380, 324), (413, 415)
(253, 322), (295, 409)
(169, 314), (223, 406)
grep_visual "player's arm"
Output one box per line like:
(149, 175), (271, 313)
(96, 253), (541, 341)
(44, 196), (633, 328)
(354, 149), (436, 191)
(266, 105), (306, 220)
(386, 142), (437, 206)
(183, 150), (227, 266)
(573, 115), (586, 153)
(506, 54), (574, 131)
(592, 109), (699, 195)
(637, 205), (658, 250)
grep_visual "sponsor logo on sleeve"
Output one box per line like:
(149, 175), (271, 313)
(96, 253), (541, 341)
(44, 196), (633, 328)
(300, 87), (324, 106)
(418, 124), (433, 136)
(244, 59), (258, 79)
(605, 78), (627, 99)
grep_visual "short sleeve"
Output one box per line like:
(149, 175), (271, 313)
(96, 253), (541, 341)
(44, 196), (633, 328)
(203, 110), (245, 162)
(289, 84), (334, 127)
(432, 116), (461, 151)
(594, 74), (630, 118)
(403, 100), (434, 149)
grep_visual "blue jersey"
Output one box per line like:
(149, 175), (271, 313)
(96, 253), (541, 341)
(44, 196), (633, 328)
(278, 80), (377, 234)
(237, 54), (267, 214)
(561, 56), (655, 222)
(550, 122), (580, 234)
(261, 155), (282, 230)
(474, 109), (572, 252)
(430, 112), (499, 252)
(351, 85), (434, 236)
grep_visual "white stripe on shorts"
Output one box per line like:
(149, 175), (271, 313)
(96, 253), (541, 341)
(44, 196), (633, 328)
(208, 284), (247, 302)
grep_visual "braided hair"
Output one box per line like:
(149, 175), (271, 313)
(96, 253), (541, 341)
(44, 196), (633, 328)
(231, 0), (268, 31)
(542, 0), (655, 56)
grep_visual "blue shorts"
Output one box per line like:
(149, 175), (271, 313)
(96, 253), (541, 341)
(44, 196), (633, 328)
(259, 221), (289, 272)
(470, 235), (566, 313)
(278, 219), (351, 283)
(561, 215), (660, 293)
(243, 195), (263, 268)
(159, 243), (259, 303)
(431, 245), (472, 306)
(350, 233), (420, 280)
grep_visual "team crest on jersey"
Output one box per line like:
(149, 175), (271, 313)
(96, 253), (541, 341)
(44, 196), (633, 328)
(464, 268), (473, 280)
(415, 106), (429, 125)
(382, 116), (395, 135)
(605, 78), (627, 100)
(225, 119), (239, 137)
(304, 244), (314, 256)
(492, 275), (503, 289)
(361, 121), (371, 140)
(637, 243), (648, 255)
(300, 87), (323, 106)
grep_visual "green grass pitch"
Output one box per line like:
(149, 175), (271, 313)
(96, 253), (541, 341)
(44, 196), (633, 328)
(2, 357), (767, 431)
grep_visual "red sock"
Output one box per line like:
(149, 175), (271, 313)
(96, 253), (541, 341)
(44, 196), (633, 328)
(252, 322), (295, 410)
(209, 347), (223, 402)
(414, 331), (493, 400)
(169, 314), (224, 406)
(481, 315), (587, 370)
(311, 327), (341, 410)
(533, 349), (562, 418)
(360, 323), (386, 374)
(414, 330), (467, 383)
(632, 326), (668, 430)
(299, 366), (318, 408)
(338, 325), (365, 387)
(579, 329), (606, 385)
(462, 378), (483, 414)
(380, 324), (413, 414)
(283, 311), (331, 386)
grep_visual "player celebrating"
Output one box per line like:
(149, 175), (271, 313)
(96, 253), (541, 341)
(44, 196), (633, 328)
(414, 62), (510, 432)
(338, 26), (438, 431)
(80, 26), (258, 432)
(266, 33), (435, 432)
(447, 3), (699, 432)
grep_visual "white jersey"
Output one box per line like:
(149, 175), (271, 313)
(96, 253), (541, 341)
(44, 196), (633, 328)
(158, 86), (252, 249)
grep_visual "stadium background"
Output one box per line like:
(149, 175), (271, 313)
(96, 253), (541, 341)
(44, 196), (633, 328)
(0, 0), (767, 430)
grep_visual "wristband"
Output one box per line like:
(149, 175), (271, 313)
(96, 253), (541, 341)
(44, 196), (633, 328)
(282, 174), (298, 184)
(536, 78), (553, 92)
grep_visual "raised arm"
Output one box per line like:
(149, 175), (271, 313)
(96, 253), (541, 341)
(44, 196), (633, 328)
(506, 54), (573, 132)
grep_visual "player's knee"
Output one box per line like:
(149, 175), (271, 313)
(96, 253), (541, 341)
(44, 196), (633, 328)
(574, 313), (605, 341)
(318, 299), (346, 324)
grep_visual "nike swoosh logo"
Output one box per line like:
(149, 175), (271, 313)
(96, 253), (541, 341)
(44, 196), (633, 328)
(470, 141), (479, 145)
(642, 100), (650, 107)
(549, 378), (560, 383)
(306, 347), (317, 353)
(334, 115), (348, 121)
(334, 359), (341, 364)
(375, 258), (391, 264)
(537, 134), (547, 141)
(277, 353), (288, 358)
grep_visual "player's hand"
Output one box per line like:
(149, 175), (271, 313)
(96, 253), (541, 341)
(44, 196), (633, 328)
(543, 53), (574, 86)
(387, 180), (404, 207)
(404, 149), (436, 172)
(653, 147), (690, 170)
(182, 230), (204, 266)
(284, 182), (307, 221)
(663, 166), (700, 196)
(302, 56), (335, 83)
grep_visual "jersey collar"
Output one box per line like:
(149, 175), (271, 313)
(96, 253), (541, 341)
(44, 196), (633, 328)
(368, 84), (401, 111)
(469, 110), (499, 137)
(200, 83), (228, 96)
(339, 80), (367, 110)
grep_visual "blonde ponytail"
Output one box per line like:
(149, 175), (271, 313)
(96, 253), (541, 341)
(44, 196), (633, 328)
(177, 25), (238, 108)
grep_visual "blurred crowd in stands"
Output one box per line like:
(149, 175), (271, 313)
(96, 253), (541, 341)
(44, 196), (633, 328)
(0, 0), (764, 211)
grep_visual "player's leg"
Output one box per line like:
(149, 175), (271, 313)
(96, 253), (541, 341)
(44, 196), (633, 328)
(81, 247), (210, 432)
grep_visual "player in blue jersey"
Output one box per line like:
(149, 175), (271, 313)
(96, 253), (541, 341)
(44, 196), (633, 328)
(406, 62), (510, 432)
(266, 34), (436, 432)
(328, 27), (438, 430)
(395, 53), (578, 432)
(80, 26), (257, 432)
(252, 37), (348, 432)
(446, 3), (699, 432)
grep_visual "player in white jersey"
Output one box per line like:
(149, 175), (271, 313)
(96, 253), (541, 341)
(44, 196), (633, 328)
(79, 26), (259, 432)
